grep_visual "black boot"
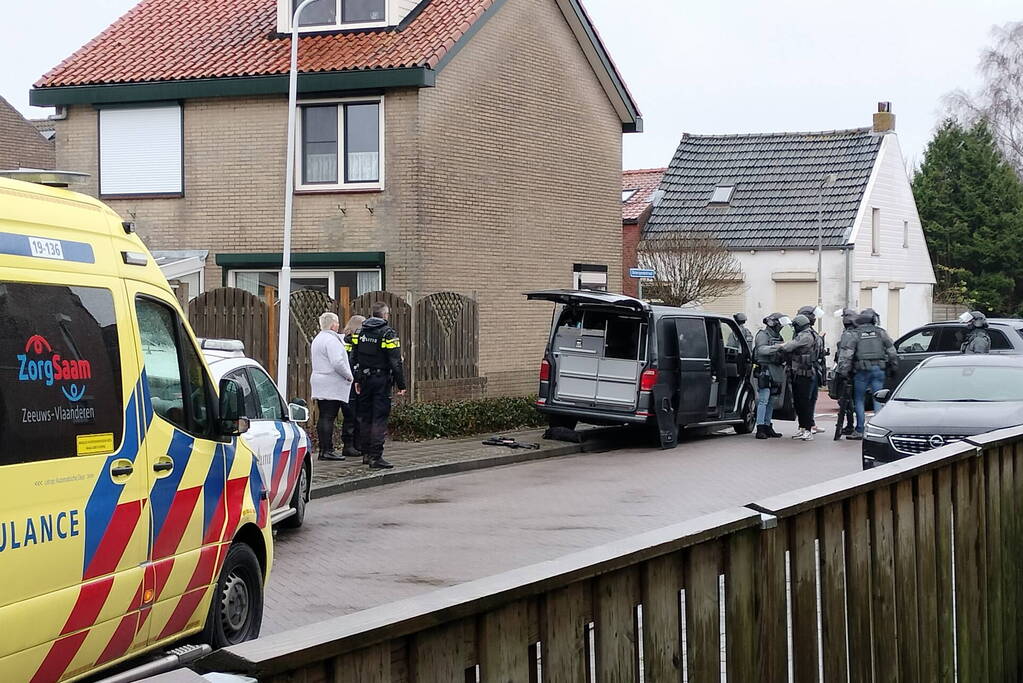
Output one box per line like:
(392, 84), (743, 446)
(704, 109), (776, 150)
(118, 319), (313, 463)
(756, 425), (769, 440)
(342, 445), (361, 460)
(369, 455), (394, 470)
(766, 424), (783, 438)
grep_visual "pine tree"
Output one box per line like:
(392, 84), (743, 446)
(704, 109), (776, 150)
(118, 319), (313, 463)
(913, 119), (1023, 315)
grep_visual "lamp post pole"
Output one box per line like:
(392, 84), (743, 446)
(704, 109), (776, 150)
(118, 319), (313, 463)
(817, 173), (837, 329)
(277, 0), (318, 397)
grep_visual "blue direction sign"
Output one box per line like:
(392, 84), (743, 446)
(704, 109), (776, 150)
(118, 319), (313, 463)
(629, 268), (656, 279)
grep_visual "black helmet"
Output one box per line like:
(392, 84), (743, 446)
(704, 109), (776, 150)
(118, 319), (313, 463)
(960, 311), (989, 329)
(792, 314), (811, 332)
(763, 312), (789, 329)
(797, 305), (816, 325)
(836, 307), (857, 329)
(856, 312), (876, 327)
(733, 313), (748, 326)
(861, 308), (880, 325)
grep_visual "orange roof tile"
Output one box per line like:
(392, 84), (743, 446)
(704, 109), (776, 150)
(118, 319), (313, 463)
(622, 168), (665, 222)
(36, 0), (495, 88)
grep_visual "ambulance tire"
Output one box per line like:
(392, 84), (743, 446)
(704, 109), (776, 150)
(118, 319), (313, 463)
(279, 458), (309, 529)
(202, 543), (264, 648)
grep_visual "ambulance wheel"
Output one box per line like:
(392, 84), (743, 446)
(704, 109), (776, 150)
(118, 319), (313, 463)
(735, 394), (756, 435)
(280, 458), (309, 529)
(202, 543), (264, 648)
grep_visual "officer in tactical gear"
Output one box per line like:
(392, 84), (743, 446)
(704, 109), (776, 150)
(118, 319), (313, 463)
(836, 310), (898, 440)
(960, 311), (991, 354)
(778, 314), (818, 441)
(753, 313), (789, 439)
(797, 305), (828, 434)
(730, 313), (754, 349)
(831, 308), (858, 437)
(351, 302), (407, 469)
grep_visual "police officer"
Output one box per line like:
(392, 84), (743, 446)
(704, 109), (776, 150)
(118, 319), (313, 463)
(340, 314), (366, 461)
(837, 310), (898, 440)
(351, 302), (406, 469)
(731, 313), (754, 349)
(778, 314), (818, 441)
(797, 305), (828, 434)
(961, 311), (991, 354)
(832, 308), (858, 436)
(753, 313), (789, 439)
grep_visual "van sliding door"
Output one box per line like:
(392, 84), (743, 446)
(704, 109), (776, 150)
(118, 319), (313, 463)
(674, 317), (712, 427)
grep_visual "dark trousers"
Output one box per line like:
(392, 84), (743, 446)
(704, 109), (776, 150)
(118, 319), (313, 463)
(316, 399), (342, 454)
(340, 394), (360, 450)
(792, 375), (816, 430)
(356, 374), (392, 459)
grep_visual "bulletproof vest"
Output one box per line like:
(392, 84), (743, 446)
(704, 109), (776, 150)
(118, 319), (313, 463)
(855, 325), (887, 364)
(355, 325), (393, 370)
(754, 328), (782, 364)
(791, 330), (817, 374)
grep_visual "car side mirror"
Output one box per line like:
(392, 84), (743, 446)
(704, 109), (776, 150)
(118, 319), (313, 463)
(218, 377), (250, 437)
(873, 389), (891, 404)
(289, 402), (310, 423)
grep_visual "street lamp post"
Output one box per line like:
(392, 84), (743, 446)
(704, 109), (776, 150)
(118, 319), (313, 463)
(817, 173), (838, 327)
(277, 0), (318, 397)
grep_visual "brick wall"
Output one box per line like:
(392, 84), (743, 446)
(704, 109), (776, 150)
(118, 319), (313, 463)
(622, 221), (641, 298)
(0, 97), (54, 169)
(416, 0), (623, 397)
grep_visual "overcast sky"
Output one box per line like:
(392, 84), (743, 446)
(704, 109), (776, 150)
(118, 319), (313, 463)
(5, 0), (1020, 170)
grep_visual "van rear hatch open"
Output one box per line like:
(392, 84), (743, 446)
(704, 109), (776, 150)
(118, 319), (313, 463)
(527, 290), (649, 411)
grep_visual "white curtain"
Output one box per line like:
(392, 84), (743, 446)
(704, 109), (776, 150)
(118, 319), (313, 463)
(357, 271), (380, 295)
(306, 153), (338, 184)
(235, 272), (260, 295)
(347, 152), (379, 182)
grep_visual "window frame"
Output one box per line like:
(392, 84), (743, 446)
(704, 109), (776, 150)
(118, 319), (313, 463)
(98, 103), (184, 199)
(224, 367), (262, 420)
(296, 97), (385, 191)
(871, 207), (881, 256)
(135, 295), (219, 440)
(246, 366), (288, 421)
(708, 185), (735, 206)
(622, 189), (637, 202)
(284, 0), (389, 32)
(228, 268), (382, 299)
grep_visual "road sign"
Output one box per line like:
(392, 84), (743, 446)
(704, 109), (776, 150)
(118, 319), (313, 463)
(629, 268), (656, 279)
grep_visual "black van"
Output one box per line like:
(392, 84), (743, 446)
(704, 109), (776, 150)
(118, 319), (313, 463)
(528, 290), (757, 448)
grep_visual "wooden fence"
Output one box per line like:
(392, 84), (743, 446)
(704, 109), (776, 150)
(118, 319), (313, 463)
(202, 427), (1023, 682)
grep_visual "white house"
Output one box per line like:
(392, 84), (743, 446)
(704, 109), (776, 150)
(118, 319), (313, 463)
(644, 103), (936, 345)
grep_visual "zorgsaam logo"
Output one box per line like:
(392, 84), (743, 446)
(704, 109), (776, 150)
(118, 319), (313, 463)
(17, 334), (91, 402)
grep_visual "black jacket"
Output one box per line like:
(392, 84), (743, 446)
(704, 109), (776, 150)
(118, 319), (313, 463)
(350, 317), (407, 390)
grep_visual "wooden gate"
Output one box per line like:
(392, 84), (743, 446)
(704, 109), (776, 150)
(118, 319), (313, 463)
(188, 288), (271, 370)
(413, 292), (482, 401)
(290, 289), (338, 341)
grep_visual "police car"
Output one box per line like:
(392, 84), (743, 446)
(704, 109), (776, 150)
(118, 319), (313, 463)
(199, 340), (313, 529)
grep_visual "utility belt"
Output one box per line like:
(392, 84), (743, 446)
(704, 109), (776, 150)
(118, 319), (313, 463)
(855, 360), (886, 371)
(359, 367), (390, 377)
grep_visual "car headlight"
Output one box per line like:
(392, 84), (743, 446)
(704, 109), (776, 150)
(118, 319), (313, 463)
(864, 423), (891, 439)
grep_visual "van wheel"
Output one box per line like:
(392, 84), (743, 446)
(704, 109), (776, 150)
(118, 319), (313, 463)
(735, 394), (756, 435)
(201, 544), (263, 648)
(279, 458), (309, 529)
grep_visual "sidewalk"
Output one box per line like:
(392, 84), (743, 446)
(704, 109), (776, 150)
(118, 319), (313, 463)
(309, 428), (609, 500)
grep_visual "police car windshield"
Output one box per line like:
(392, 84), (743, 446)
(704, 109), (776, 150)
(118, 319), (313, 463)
(896, 366), (1023, 402)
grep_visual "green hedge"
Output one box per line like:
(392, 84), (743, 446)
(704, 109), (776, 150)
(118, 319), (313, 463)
(390, 396), (546, 441)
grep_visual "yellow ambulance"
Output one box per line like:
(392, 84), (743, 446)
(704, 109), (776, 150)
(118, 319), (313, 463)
(0, 174), (273, 682)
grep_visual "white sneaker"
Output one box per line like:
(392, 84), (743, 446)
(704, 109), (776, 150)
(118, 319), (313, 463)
(791, 429), (807, 440)
(802, 430), (815, 441)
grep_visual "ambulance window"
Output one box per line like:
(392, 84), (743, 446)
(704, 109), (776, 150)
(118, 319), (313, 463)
(136, 298), (213, 435)
(247, 367), (285, 421)
(0, 282), (123, 464)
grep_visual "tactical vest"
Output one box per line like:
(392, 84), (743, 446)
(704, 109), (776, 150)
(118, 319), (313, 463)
(790, 329), (817, 376)
(855, 325), (887, 367)
(355, 326), (393, 370)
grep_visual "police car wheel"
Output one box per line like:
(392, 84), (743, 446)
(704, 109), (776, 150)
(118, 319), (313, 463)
(280, 458), (309, 529)
(734, 395), (756, 435)
(203, 543), (264, 647)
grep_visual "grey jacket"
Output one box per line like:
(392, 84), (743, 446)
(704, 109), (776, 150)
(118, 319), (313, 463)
(779, 328), (817, 377)
(963, 329), (991, 354)
(754, 327), (786, 391)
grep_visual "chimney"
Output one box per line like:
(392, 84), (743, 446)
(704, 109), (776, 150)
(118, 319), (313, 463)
(873, 101), (895, 133)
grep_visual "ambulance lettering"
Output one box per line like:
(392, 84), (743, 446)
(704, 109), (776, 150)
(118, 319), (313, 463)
(0, 509), (80, 552)
(16, 334), (91, 402)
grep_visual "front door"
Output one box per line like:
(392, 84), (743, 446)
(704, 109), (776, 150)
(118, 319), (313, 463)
(129, 286), (225, 647)
(673, 317), (712, 427)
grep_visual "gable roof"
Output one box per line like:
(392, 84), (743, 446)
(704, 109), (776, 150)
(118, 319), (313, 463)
(645, 128), (884, 249)
(31, 0), (640, 130)
(0, 97), (55, 170)
(622, 168), (665, 223)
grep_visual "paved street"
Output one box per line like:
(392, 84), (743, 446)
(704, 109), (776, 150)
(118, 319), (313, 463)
(263, 417), (862, 635)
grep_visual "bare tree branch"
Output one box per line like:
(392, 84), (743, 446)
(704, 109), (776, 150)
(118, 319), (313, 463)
(636, 231), (746, 308)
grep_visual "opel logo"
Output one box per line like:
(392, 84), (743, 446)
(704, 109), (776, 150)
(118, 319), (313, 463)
(929, 435), (946, 449)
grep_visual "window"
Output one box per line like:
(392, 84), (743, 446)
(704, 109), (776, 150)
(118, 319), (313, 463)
(99, 105), (182, 196)
(723, 321), (743, 350)
(676, 318), (710, 359)
(0, 283), (123, 464)
(136, 298), (212, 435)
(871, 208), (881, 255)
(896, 328), (939, 354)
(248, 367), (285, 420)
(292, 0), (386, 28)
(224, 369), (260, 419)
(903, 220), (909, 249)
(622, 189), (637, 202)
(573, 264), (608, 291)
(231, 269), (381, 301)
(298, 100), (382, 188)
(895, 366), (1023, 402)
(929, 326), (1011, 353)
(708, 185), (735, 205)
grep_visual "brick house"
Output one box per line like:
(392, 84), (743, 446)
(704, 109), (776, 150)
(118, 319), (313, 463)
(0, 96), (54, 170)
(31, 0), (641, 397)
(621, 167), (665, 297)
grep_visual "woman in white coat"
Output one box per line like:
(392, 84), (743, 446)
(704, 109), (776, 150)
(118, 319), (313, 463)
(310, 312), (354, 461)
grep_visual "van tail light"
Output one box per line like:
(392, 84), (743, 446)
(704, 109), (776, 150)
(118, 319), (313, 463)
(539, 359), (551, 382)
(640, 369), (659, 391)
